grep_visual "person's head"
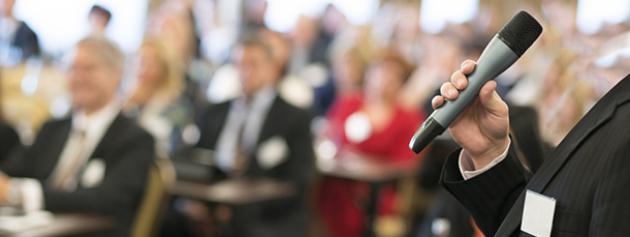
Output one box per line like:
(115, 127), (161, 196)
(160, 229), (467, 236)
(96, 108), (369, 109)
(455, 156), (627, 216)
(88, 5), (112, 34)
(146, 3), (196, 64)
(291, 16), (318, 47)
(129, 38), (181, 103)
(232, 36), (278, 97)
(67, 37), (124, 114)
(259, 29), (290, 71)
(333, 48), (365, 93)
(364, 48), (412, 104)
(321, 3), (346, 35)
(0, 0), (15, 17)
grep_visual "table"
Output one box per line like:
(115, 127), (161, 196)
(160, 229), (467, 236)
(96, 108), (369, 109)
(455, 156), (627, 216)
(0, 214), (113, 237)
(317, 152), (419, 182)
(317, 152), (419, 237)
(170, 178), (296, 205)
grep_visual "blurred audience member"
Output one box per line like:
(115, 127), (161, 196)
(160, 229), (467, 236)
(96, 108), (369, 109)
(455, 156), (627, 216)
(317, 48), (424, 237)
(88, 4), (112, 37)
(0, 37), (154, 237)
(174, 36), (315, 237)
(313, 47), (366, 116)
(146, 1), (206, 117)
(537, 54), (592, 146)
(0, 0), (40, 65)
(0, 82), (20, 165)
(401, 35), (463, 111)
(261, 28), (314, 109)
(124, 38), (193, 155)
(289, 15), (332, 73)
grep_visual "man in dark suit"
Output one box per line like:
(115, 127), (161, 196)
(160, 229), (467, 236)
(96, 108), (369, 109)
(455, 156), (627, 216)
(0, 0), (40, 63)
(431, 59), (630, 236)
(195, 37), (315, 237)
(0, 37), (154, 236)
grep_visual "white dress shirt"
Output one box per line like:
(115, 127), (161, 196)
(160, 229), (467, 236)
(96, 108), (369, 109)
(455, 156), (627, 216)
(135, 97), (174, 157)
(8, 101), (120, 212)
(459, 139), (511, 180)
(214, 86), (276, 171)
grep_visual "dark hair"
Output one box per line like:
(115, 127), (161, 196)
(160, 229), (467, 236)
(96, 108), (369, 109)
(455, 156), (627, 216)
(235, 33), (274, 61)
(89, 5), (112, 23)
(371, 47), (413, 83)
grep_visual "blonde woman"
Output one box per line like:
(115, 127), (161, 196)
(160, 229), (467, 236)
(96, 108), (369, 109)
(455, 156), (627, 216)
(124, 38), (193, 155)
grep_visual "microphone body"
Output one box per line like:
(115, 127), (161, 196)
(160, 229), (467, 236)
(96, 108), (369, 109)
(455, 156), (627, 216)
(409, 11), (542, 153)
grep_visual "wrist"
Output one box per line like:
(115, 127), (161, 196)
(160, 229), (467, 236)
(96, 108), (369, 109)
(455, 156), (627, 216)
(467, 138), (510, 170)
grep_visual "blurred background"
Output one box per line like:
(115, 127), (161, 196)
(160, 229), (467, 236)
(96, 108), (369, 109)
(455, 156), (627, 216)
(2, 0), (630, 236)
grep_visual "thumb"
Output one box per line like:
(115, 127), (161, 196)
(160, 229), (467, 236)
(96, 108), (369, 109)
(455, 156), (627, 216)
(479, 80), (507, 117)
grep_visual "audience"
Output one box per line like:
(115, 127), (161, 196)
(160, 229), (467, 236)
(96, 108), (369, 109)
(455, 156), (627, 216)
(0, 0), (40, 65)
(317, 48), (424, 237)
(0, 37), (154, 236)
(124, 38), (193, 155)
(165, 36), (315, 237)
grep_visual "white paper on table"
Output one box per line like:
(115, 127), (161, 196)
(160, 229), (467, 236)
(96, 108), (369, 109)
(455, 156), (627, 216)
(0, 211), (53, 233)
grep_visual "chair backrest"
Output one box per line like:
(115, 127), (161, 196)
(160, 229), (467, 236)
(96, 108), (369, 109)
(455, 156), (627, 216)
(131, 158), (176, 237)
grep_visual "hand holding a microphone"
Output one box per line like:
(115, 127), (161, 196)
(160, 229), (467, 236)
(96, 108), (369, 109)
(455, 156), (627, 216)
(432, 60), (510, 170)
(409, 11), (541, 170)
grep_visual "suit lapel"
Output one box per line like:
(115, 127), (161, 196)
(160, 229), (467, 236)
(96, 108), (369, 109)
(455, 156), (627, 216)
(495, 74), (630, 236)
(256, 96), (283, 149)
(88, 113), (123, 161)
(249, 96), (284, 173)
(41, 120), (72, 180)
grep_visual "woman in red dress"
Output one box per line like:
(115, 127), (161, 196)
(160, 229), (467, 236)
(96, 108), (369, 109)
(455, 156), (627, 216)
(317, 48), (425, 237)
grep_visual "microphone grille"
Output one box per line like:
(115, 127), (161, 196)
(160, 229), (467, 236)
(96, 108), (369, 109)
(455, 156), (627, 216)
(498, 11), (543, 56)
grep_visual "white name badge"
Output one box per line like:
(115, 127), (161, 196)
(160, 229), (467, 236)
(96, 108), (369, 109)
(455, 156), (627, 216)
(521, 190), (556, 237)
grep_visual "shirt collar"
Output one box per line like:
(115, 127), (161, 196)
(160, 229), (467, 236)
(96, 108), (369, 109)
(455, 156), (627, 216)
(235, 86), (276, 112)
(72, 100), (121, 135)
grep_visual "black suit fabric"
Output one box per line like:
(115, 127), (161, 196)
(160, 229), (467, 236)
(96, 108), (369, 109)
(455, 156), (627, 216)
(1, 114), (155, 237)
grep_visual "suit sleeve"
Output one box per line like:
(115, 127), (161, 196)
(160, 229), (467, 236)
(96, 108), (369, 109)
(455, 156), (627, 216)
(441, 144), (530, 236)
(1, 121), (55, 177)
(283, 110), (315, 188)
(42, 132), (154, 215)
(0, 125), (21, 166)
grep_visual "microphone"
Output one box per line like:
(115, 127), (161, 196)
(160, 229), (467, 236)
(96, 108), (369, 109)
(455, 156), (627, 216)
(409, 11), (542, 153)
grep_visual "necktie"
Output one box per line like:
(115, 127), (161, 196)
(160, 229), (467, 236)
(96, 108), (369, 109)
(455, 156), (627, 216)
(232, 107), (251, 177)
(51, 129), (89, 190)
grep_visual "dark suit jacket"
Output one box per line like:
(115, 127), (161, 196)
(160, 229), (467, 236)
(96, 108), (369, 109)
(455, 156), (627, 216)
(2, 114), (155, 237)
(11, 21), (41, 60)
(441, 74), (630, 237)
(196, 95), (315, 237)
(417, 106), (545, 236)
(0, 121), (20, 164)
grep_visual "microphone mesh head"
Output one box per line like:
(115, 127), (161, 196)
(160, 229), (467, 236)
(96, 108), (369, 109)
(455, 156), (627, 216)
(498, 11), (543, 56)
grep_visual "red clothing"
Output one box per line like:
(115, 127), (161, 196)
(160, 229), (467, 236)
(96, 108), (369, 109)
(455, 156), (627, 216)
(317, 94), (425, 237)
